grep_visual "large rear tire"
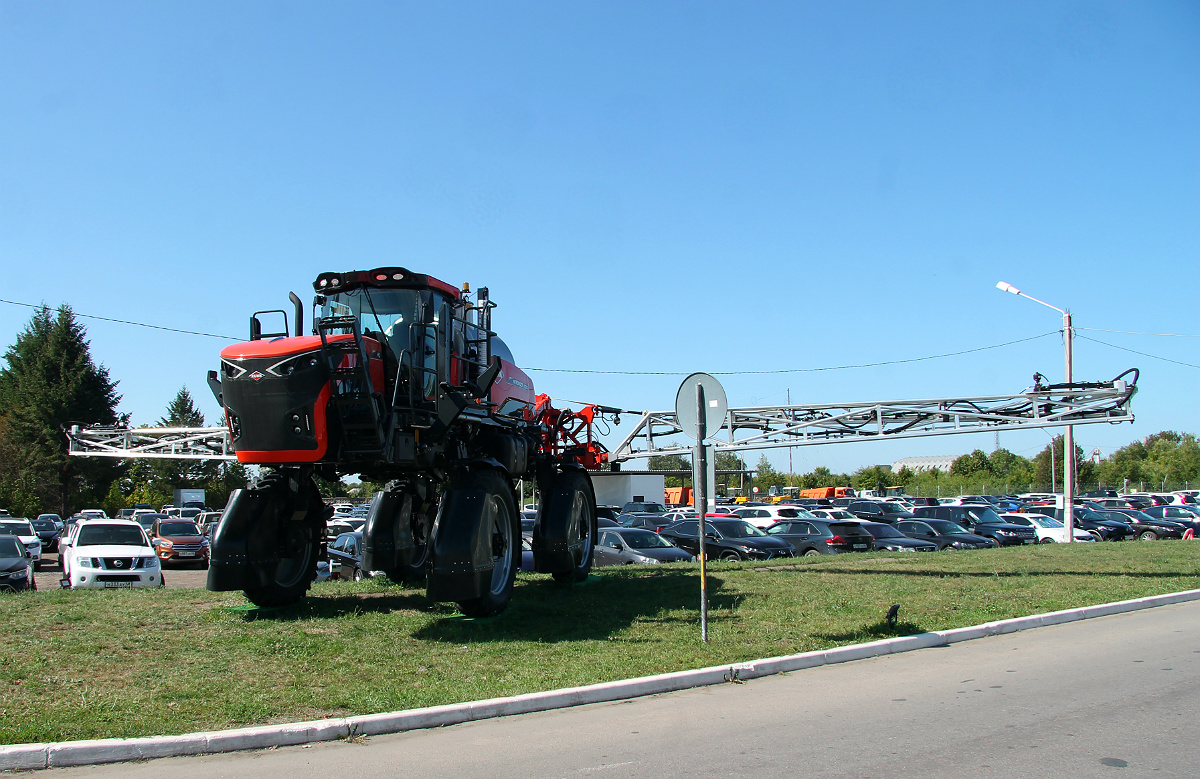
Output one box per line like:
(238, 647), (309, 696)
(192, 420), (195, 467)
(456, 469), (520, 618)
(549, 469), (598, 585)
(242, 473), (323, 608)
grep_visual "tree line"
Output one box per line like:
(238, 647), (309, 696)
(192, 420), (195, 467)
(0, 306), (246, 517)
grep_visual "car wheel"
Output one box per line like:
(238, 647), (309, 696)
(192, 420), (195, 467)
(353, 567), (365, 582)
(1138, 530), (1158, 541)
(1089, 530), (1104, 542)
(988, 539), (1000, 548)
(1040, 537), (1055, 544)
(802, 549), (822, 557)
(719, 550), (741, 562)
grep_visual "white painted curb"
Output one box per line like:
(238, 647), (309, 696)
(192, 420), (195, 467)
(4, 588), (1199, 772)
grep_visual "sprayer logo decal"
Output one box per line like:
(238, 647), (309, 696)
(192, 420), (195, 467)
(249, 371), (265, 382)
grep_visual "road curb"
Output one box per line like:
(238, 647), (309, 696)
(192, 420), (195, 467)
(5, 588), (1199, 772)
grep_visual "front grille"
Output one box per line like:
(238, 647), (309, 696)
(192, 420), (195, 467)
(172, 543), (202, 553)
(101, 557), (136, 570)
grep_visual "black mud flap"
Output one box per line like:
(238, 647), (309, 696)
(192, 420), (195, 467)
(426, 487), (496, 603)
(361, 488), (415, 573)
(207, 484), (284, 592)
(533, 466), (592, 574)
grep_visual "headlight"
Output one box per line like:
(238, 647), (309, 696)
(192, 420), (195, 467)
(158, 539), (173, 548)
(138, 556), (158, 568)
(9, 569), (27, 580)
(636, 555), (660, 564)
(996, 530), (1014, 536)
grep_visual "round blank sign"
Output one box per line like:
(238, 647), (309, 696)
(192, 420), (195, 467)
(675, 372), (728, 440)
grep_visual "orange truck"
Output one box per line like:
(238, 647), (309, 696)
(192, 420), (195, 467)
(798, 487), (856, 499)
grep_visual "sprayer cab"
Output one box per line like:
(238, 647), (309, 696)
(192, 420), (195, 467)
(211, 267), (537, 467)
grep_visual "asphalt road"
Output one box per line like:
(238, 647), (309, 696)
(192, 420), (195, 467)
(37, 599), (1200, 778)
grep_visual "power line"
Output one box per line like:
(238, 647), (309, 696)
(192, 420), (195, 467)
(0, 298), (240, 340)
(1079, 327), (1200, 338)
(1075, 334), (1200, 370)
(524, 331), (1061, 376)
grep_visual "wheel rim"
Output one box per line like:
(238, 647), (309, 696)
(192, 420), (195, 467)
(571, 489), (593, 568)
(275, 522), (315, 588)
(487, 494), (513, 597)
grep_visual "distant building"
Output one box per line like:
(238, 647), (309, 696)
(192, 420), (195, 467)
(892, 455), (961, 474)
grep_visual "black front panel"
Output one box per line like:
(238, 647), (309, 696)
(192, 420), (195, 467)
(222, 352), (330, 454)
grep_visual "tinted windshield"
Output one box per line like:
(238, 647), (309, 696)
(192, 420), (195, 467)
(619, 530), (674, 550)
(626, 503), (667, 514)
(863, 524), (905, 539)
(323, 287), (423, 357)
(0, 521), (33, 537)
(158, 522), (200, 536)
(0, 537), (23, 557)
(76, 525), (148, 547)
(30, 520), (56, 531)
(926, 520), (968, 534)
(712, 521), (767, 538)
(878, 503), (909, 515)
(965, 507), (1004, 524)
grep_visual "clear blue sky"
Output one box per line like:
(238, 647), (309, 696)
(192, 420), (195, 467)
(2, 1), (1197, 476)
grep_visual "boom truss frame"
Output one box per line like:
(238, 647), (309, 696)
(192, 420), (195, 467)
(608, 371), (1138, 463)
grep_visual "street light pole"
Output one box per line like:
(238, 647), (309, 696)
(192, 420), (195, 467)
(996, 281), (1075, 543)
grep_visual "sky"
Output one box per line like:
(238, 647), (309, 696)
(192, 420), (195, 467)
(2, 0), (1197, 477)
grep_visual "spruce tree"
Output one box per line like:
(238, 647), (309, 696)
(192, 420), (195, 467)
(0, 305), (122, 516)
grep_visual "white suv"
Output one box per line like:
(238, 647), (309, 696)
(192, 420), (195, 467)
(0, 519), (42, 570)
(60, 519), (162, 589)
(731, 505), (819, 528)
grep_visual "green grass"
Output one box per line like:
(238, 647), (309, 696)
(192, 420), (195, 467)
(2, 542), (1197, 745)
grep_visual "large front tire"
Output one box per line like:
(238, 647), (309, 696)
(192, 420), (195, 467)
(456, 469), (520, 618)
(549, 469), (597, 585)
(241, 474), (323, 608)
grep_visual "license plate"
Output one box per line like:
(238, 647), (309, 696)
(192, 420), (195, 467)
(103, 581), (133, 588)
(178, 551), (195, 557)
(853, 544), (868, 549)
(1023, 539), (1035, 544)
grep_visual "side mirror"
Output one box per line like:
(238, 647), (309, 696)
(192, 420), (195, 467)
(611, 543), (624, 552)
(705, 533), (718, 540)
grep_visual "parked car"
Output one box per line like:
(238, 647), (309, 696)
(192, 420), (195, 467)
(595, 505), (622, 522)
(0, 536), (35, 592)
(621, 502), (669, 515)
(133, 512), (167, 532)
(999, 513), (1096, 543)
(37, 513), (64, 533)
(328, 531), (369, 580)
(619, 513), (676, 532)
(895, 519), (994, 550)
(846, 501), (914, 524)
(809, 508), (859, 522)
(150, 518), (210, 568)
(594, 528), (694, 566)
(763, 518), (875, 556)
(1140, 505), (1200, 533)
(0, 519), (42, 570)
(326, 519), (354, 540)
(196, 511), (223, 536)
(1094, 509), (1186, 541)
(29, 517), (61, 552)
(731, 505), (819, 528)
(1021, 506), (1135, 541)
(911, 505), (1039, 546)
(857, 521), (937, 552)
(59, 519), (162, 589)
(659, 519), (796, 561)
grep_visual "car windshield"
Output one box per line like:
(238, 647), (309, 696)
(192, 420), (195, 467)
(0, 537), (23, 557)
(904, 522), (936, 534)
(711, 521), (767, 538)
(1029, 515), (1062, 528)
(877, 503), (908, 515)
(30, 520), (56, 531)
(627, 503), (667, 514)
(0, 521), (34, 537)
(926, 520), (968, 534)
(863, 524), (906, 539)
(823, 510), (855, 520)
(618, 530), (674, 549)
(76, 525), (148, 547)
(965, 506), (1005, 524)
(158, 522), (200, 536)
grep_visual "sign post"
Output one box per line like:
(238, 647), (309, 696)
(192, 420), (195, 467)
(675, 373), (728, 644)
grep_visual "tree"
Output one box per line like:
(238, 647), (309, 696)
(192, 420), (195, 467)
(648, 454), (691, 487)
(754, 454), (786, 492)
(146, 388), (220, 502)
(0, 305), (122, 516)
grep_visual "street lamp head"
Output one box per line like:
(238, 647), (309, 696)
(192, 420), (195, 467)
(996, 281), (1020, 295)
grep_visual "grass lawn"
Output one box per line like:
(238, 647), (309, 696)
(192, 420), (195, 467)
(2, 542), (1197, 745)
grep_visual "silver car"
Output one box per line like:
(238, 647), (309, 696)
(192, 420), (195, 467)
(594, 528), (694, 566)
